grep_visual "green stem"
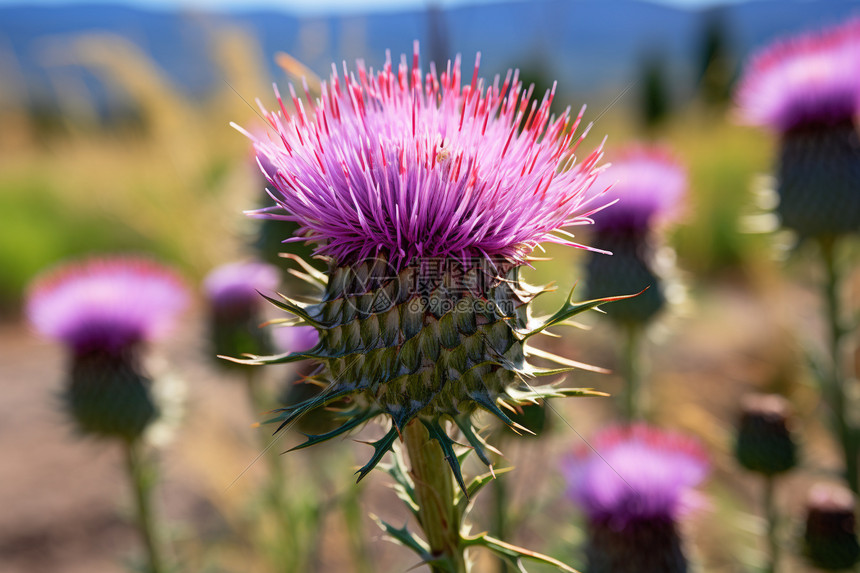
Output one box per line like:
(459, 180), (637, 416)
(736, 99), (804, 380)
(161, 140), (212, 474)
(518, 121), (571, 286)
(491, 468), (511, 573)
(245, 368), (299, 572)
(764, 475), (778, 573)
(341, 480), (374, 573)
(124, 439), (165, 573)
(819, 237), (857, 492)
(621, 323), (643, 423)
(402, 420), (467, 573)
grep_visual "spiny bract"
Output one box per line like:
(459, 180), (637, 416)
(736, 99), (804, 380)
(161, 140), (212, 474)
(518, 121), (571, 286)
(233, 42), (622, 488)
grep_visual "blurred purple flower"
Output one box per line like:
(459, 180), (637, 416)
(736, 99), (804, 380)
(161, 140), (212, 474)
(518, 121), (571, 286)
(26, 256), (188, 439)
(272, 325), (319, 355)
(563, 423), (709, 525)
(735, 20), (860, 238)
(583, 145), (686, 324)
(236, 42), (607, 270)
(27, 256), (188, 356)
(203, 260), (280, 314)
(736, 20), (860, 133)
(590, 145), (687, 233)
(563, 424), (709, 573)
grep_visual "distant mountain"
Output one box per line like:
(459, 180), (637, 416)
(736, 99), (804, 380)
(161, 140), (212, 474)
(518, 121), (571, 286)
(1, 0), (857, 113)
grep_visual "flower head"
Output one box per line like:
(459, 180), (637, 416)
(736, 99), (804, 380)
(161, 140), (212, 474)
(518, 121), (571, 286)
(26, 256), (188, 440)
(232, 44), (623, 493)
(563, 424), (709, 525)
(27, 256), (188, 356)
(204, 261), (280, 313)
(736, 20), (860, 133)
(805, 483), (860, 570)
(238, 42), (605, 270)
(590, 145), (687, 233)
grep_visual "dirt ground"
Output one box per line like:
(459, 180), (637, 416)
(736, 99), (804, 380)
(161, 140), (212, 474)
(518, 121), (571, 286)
(0, 268), (856, 573)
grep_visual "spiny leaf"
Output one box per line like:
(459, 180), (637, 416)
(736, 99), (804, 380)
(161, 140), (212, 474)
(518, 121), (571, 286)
(381, 446), (419, 516)
(523, 345), (610, 374)
(469, 390), (532, 435)
(260, 292), (324, 326)
(272, 386), (356, 434)
(280, 252), (328, 285)
(288, 408), (379, 451)
(370, 514), (431, 558)
(355, 427), (399, 482)
(505, 384), (608, 404)
(524, 286), (645, 340)
(453, 416), (498, 467)
(421, 419), (468, 497)
(456, 467), (514, 516)
(218, 349), (320, 366)
(463, 533), (581, 573)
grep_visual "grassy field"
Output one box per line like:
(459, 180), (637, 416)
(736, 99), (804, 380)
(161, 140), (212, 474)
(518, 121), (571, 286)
(3, 27), (860, 573)
(0, 32), (775, 314)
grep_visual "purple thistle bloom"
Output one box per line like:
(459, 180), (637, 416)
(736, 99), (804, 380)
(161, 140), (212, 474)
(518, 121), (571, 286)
(563, 424), (709, 573)
(27, 256), (188, 356)
(584, 145), (686, 324)
(204, 261), (280, 314)
(590, 145), (687, 233)
(204, 261), (281, 365)
(236, 42), (606, 270)
(26, 256), (188, 440)
(563, 424), (708, 525)
(735, 20), (860, 238)
(736, 20), (860, 133)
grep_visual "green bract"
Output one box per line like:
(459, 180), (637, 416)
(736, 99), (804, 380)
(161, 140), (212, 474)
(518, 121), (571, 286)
(229, 255), (626, 488)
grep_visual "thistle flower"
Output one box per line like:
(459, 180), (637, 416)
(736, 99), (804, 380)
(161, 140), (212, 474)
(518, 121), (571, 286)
(804, 483), (860, 570)
(26, 256), (188, 440)
(584, 145), (686, 325)
(562, 424), (709, 573)
(735, 20), (860, 238)
(204, 260), (280, 363)
(233, 42), (613, 487)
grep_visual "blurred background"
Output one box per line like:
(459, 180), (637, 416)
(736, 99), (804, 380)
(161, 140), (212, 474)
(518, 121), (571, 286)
(2, 0), (859, 572)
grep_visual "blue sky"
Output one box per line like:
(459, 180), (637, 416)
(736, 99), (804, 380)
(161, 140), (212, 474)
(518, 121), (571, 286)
(0, 0), (752, 14)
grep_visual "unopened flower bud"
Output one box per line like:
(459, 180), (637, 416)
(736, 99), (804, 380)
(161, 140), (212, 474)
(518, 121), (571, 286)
(804, 483), (860, 570)
(735, 393), (798, 476)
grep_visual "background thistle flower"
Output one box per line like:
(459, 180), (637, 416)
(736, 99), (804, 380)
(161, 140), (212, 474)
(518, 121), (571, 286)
(562, 424), (709, 573)
(25, 255), (188, 573)
(204, 260), (280, 366)
(233, 42), (622, 571)
(735, 393), (798, 477)
(582, 145), (686, 420)
(26, 256), (188, 440)
(584, 145), (687, 326)
(734, 393), (798, 572)
(804, 483), (860, 570)
(735, 20), (860, 239)
(737, 19), (860, 493)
